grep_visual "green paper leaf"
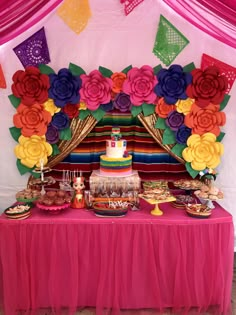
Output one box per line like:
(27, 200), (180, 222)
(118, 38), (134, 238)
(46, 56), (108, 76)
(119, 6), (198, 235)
(154, 117), (167, 130)
(8, 94), (21, 108)
(185, 162), (199, 179)
(79, 109), (91, 120)
(183, 62), (196, 72)
(220, 94), (230, 111)
(142, 103), (155, 116)
(153, 64), (162, 74)
(122, 65), (132, 74)
(131, 105), (143, 117)
(69, 63), (86, 76)
(216, 132), (225, 142)
(91, 108), (106, 122)
(98, 66), (113, 77)
(52, 144), (60, 156)
(16, 159), (33, 175)
(59, 127), (72, 140)
(171, 143), (186, 158)
(38, 64), (55, 75)
(162, 128), (176, 145)
(30, 171), (41, 179)
(9, 126), (21, 142)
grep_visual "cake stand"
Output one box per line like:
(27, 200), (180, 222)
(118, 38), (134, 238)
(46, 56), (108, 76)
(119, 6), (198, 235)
(31, 166), (55, 195)
(139, 195), (176, 216)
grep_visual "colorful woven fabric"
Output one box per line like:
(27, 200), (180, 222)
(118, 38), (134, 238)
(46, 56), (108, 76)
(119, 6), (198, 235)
(201, 53), (236, 94)
(13, 27), (50, 68)
(120, 0), (144, 15)
(153, 15), (189, 66)
(57, 0), (91, 35)
(0, 64), (6, 88)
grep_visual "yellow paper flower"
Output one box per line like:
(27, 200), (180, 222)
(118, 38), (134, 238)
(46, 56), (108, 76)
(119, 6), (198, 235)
(43, 99), (61, 115)
(78, 101), (87, 110)
(14, 135), (53, 168)
(176, 98), (195, 115)
(182, 132), (224, 171)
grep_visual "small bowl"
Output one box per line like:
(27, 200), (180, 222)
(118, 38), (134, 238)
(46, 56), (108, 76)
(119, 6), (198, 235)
(185, 203), (212, 218)
(92, 202), (129, 217)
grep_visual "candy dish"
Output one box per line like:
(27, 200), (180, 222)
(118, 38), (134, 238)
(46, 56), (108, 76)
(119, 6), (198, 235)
(185, 203), (212, 218)
(92, 201), (129, 217)
(4, 203), (32, 220)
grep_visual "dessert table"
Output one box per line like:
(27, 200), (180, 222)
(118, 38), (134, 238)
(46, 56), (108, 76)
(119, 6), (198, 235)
(0, 201), (234, 315)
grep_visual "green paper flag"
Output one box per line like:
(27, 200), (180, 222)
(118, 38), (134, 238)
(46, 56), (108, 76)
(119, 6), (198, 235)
(142, 103), (155, 116)
(9, 126), (21, 142)
(183, 62), (196, 72)
(154, 117), (167, 130)
(162, 128), (176, 145)
(153, 64), (162, 75)
(59, 127), (72, 140)
(69, 63), (86, 76)
(98, 66), (113, 78)
(8, 94), (21, 108)
(122, 65), (132, 74)
(16, 159), (33, 175)
(216, 132), (225, 142)
(185, 162), (199, 179)
(79, 109), (91, 120)
(91, 108), (106, 121)
(153, 15), (189, 66)
(171, 143), (186, 158)
(52, 144), (60, 156)
(131, 105), (143, 117)
(38, 64), (55, 75)
(220, 94), (230, 111)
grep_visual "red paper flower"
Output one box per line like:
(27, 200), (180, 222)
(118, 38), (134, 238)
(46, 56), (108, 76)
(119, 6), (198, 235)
(61, 103), (79, 119)
(186, 66), (228, 108)
(155, 97), (176, 118)
(13, 103), (52, 137)
(111, 72), (126, 94)
(11, 66), (50, 105)
(185, 103), (226, 136)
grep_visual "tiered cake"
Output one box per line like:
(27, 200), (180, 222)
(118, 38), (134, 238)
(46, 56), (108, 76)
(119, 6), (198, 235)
(100, 127), (132, 176)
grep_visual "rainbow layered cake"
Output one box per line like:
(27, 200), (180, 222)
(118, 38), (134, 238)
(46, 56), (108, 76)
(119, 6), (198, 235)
(100, 127), (132, 176)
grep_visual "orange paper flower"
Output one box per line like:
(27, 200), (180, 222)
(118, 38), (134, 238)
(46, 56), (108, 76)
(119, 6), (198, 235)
(13, 103), (52, 137)
(111, 72), (127, 94)
(155, 97), (176, 118)
(185, 103), (226, 136)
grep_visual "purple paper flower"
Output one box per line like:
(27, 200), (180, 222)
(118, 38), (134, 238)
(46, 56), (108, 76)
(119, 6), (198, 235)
(46, 124), (59, 144)
(113, 93), (132, 112)
(48, 68), (82, 108)
(51, 112), (70, 130)
(100, 101), (114, 112)
(154, 65), (192, 104)
(166, 111), (185, 131)
(175, 125), (192, 144)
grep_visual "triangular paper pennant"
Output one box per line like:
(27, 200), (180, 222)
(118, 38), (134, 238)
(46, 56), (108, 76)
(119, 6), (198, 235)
(201, 54), (236, 94)
(13, 27), (50, 68)
(0, 64), (6, 88)
(57, 0), (91, 35)
(120, 0), (144, 16)
(153, 15), (189, 66)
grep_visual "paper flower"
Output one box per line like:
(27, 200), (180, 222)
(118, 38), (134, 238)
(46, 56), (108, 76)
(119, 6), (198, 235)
(175, 98), (194, 115)
(113, 93), (132, 112)
(11, 66), (50, 105)
(182, 133), (224, 171)
(100, 101), (114, 112)
(61, 103), (79, 119)
(43, 99), (61, 115)
(49, 68), (82, 108)
(111, 72), (126, 94)
(155, 97), (176, 118)
(175, 125), (192, 144)
(122, 65), (157, 106)
(154, 65), (192, 104)
(186, 66), (228, 108)
(46, 124), (60, 144)
(185, 103), (226, 136)
(14, 135), (52, 168)
(166, 111), (185, 131)
(13, 103), (52, 137)
(51, 112), (70, 130)
(78, 102), (87, 110)
(80, 70), (112, 110)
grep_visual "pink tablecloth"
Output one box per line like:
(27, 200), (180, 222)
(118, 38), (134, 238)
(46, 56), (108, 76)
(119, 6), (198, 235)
(0, 201), (234, 315)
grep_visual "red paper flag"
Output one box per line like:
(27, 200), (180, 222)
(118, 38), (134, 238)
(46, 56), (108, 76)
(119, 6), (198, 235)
(120, 0), (144, 15)
(0, 64), (6, 89)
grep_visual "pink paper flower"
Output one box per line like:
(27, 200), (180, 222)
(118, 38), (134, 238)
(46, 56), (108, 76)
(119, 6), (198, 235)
(122, 65), (157, 106)
(80, 70), (113, 110)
